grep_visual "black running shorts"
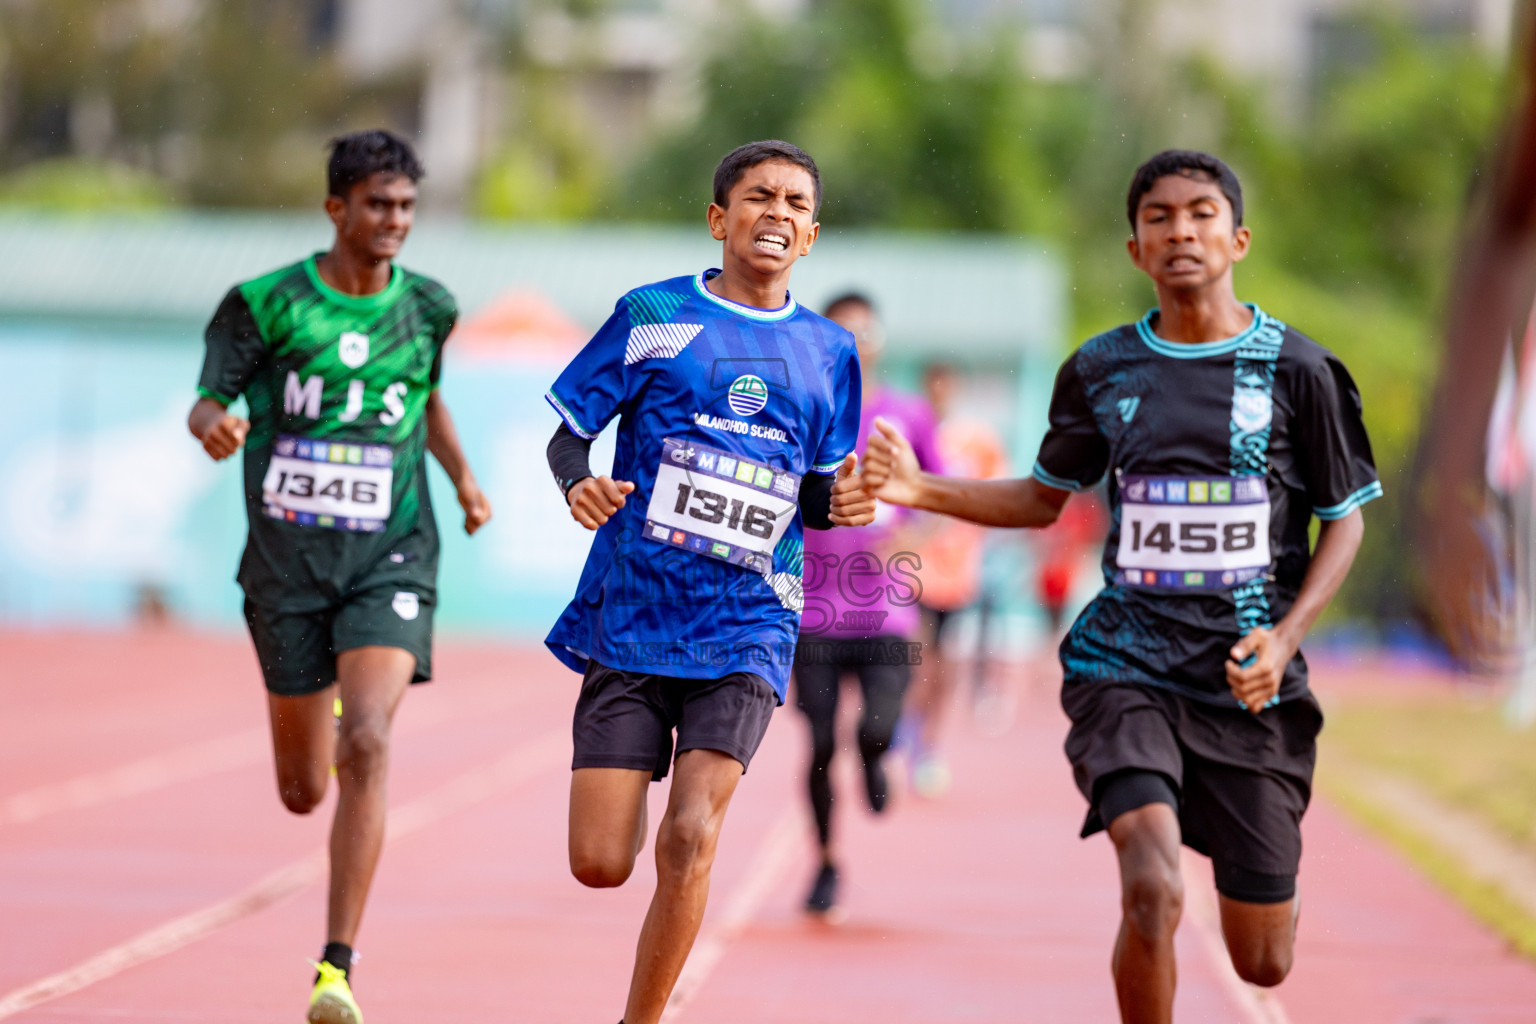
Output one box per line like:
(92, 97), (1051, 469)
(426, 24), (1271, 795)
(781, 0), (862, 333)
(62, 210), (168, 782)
(243, 582), (434, 697)
(1062, 680), (1322, 901)
(572, 661), (778, 781)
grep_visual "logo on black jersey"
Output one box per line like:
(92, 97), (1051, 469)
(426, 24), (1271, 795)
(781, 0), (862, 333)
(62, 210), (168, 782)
(339, 331), (370, 369)
(1232, 387), (1273, 433)
(1117, 396), (1141, 422)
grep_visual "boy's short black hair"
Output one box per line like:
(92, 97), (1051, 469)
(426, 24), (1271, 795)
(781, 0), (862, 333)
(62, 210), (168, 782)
(823, 291), (875, 318)
(1126, 149), (1243, 231)
(327, 129), (425, 198)
(713, 140), (822, 215)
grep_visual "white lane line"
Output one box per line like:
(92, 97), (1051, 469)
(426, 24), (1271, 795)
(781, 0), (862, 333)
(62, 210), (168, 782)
(0, 686), (525, 831)
(661, 805), (803, 1023)
(0, 728), (567, 1019)
(1180, 854), (1294, 1024)
(0, 729), (267, 828)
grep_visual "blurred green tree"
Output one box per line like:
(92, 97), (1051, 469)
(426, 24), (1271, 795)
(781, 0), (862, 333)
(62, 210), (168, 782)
(0, 0), (415, 208)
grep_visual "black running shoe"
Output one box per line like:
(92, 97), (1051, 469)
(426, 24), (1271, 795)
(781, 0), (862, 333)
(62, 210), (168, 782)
(805, 862), (840, 915)
(864, 755), (888, 814)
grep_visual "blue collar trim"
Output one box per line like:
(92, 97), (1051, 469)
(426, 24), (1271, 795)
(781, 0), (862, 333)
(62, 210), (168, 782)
(1136, 304), (1266, 359)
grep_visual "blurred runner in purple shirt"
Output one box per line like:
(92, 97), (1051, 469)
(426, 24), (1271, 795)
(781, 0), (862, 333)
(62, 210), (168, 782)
(793, 292), (942, 918)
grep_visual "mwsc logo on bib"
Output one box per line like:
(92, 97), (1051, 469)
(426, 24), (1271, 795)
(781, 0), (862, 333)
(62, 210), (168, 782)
(727, 375), (769, 416)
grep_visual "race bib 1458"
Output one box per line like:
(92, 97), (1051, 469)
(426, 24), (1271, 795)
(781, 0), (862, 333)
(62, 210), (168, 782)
(643, 438), (800, 574)
(1115, 474), (1270, 589)
(262, 434), (393, 533)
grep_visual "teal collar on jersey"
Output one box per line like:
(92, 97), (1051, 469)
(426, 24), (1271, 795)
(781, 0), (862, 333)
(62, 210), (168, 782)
(304, 253), (406, 310)
(693, 270), (798, 322)
(1136, 303), (1266, 359)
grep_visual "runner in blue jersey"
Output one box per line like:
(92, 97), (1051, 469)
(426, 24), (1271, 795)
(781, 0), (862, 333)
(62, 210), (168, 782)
(860, 151), (1380, 1024)
(542, 140), (876, 1024)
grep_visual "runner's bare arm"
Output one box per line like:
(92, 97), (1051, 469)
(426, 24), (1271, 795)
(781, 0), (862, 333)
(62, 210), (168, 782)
(426, 390), (493, 536)
(187, 396), (249, 461)
(1226, 509), (1364, 713)
(862, 416), (1071, 528)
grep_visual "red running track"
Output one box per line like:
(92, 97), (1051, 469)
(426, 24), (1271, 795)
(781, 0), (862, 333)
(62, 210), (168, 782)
(1, 630), (1533, 1022)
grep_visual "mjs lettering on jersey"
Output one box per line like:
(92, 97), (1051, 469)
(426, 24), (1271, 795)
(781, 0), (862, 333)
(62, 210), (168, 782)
(281, 369), (412, 426)
(199, 256), (456, 541)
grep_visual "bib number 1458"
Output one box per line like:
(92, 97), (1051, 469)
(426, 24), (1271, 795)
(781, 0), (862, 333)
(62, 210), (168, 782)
(1115, 473), (1270, 587)
(1128, 520), (1257, 555)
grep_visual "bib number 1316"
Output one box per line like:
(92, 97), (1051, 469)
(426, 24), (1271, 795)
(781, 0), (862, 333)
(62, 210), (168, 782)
(672, 482), (777, 538)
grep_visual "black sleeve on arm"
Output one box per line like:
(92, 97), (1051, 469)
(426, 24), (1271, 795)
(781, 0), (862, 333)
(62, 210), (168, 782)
(799, 471), (836, 531)
(548, 421), (594, 499)
(1033, 353), (1110, 492)
(1295, 352), (1382, 520)
(427, 288), (458, 388)
(198, 288), (266, 403)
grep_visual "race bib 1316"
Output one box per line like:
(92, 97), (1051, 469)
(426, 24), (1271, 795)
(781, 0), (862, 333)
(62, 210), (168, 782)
(643, 438), (800, 575)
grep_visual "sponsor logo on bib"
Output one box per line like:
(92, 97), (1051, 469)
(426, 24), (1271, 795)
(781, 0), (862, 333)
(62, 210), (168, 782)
(727, 374), (769, 416)
(339, 331), (370, 369)
(1232, 387), (1272, 433)
(392, 591), (419, 620)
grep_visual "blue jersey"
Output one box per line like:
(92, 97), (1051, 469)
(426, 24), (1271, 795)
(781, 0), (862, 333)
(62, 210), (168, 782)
(545, 271), (862, 700)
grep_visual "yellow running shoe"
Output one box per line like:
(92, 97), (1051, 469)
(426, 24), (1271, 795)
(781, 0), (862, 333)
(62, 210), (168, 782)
(307, 960), (362, 1024)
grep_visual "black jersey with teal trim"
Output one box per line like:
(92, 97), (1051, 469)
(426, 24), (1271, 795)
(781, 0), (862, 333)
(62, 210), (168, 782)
(1034, 306), (1380, 706)
(544, 271), (862, 702)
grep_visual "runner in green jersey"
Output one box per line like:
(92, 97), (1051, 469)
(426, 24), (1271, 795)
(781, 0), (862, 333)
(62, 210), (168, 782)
(188, 130), (491, 1024)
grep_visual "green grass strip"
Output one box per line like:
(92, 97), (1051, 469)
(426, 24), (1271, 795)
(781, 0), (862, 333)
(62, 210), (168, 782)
(1320, 769), (1536, 961)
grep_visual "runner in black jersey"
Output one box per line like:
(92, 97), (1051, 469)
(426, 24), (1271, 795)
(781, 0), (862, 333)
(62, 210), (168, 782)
(860, 150), (1379, 1023)
(188, 130), (491, 1024)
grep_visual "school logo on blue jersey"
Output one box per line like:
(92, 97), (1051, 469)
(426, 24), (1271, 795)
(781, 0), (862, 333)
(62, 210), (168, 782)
(727, 374), (770, 416)
(1117, 396), (1141, 422)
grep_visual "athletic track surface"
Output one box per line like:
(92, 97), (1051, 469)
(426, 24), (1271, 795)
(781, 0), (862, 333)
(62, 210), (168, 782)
(2, 630), (1534, 1022)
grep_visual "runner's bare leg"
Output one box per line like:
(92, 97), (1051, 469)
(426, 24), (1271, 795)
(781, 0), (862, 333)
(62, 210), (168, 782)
(326, 645), (414, 946)
(622, 749), (743, 1024)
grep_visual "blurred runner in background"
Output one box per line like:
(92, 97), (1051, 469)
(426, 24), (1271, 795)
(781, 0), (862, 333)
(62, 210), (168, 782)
(1032, 494), (1106, 635)
(903, 362), (1007, 796)
(793, 294), (942, 918)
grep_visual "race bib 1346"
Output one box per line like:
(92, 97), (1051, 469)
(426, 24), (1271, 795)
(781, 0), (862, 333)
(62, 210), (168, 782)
(262, 434), (393, 533)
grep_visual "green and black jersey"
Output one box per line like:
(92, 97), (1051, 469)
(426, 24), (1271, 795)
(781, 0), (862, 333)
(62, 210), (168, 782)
(198, 254), (457, 611)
